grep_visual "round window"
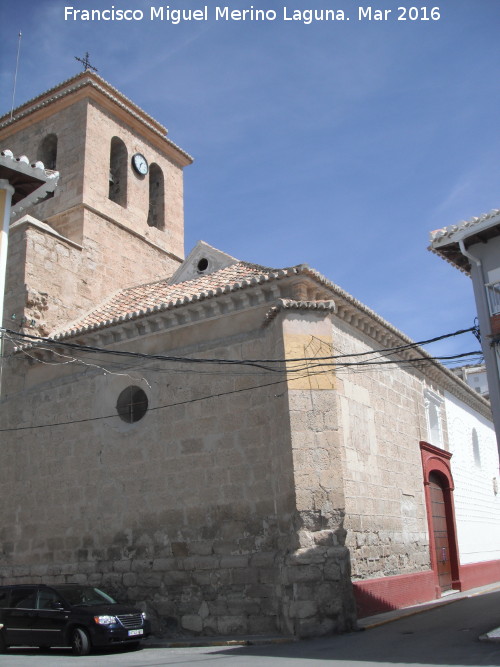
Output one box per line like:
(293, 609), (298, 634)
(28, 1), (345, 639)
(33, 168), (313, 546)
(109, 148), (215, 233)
(197, 258), (209, 272)
(116, 386), (148, 423)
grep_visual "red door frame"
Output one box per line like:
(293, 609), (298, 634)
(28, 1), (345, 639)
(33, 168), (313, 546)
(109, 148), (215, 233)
(420, 441), (462, 594)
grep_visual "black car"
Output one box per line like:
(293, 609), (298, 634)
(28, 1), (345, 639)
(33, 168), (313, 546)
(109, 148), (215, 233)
(0, 584), (151, 655)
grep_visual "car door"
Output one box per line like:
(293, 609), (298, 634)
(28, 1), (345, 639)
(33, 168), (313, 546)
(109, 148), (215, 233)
(3, 587), (38, 646)
(32, 588), (69, 647)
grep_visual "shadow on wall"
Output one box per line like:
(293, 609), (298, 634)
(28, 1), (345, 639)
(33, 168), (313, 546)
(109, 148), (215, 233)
(353, 585), (399, 618)
(352, 570), (438, 618)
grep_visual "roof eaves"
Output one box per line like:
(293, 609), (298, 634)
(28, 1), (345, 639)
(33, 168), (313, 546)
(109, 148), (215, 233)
(21, 259), (491, 418)
(0, 150), (59, 213)
(265, 298), (336, 324)
(429, 208), (500, 248)
(296, 265), (487, 402)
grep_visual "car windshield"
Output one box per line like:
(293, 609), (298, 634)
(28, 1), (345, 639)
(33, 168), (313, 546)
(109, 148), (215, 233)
(52, 586), (117, 606)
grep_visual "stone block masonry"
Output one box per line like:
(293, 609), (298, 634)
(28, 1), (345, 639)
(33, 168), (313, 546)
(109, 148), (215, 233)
(0, 312), (357, 637)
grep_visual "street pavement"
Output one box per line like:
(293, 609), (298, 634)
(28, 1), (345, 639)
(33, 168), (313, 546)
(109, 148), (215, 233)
(3, 584), (500, 666)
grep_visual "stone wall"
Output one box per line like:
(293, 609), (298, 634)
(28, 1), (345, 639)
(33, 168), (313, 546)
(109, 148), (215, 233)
(278, 312), (356, 635)
(333, 317), (432, 581)
(1, 93), (187, 260)
(83, 100), (186, 260)
(1, 87), (187, 337)
(0, 100), (87, 222)
(0, 308), (356, 637)
(4, 211), (182, 338)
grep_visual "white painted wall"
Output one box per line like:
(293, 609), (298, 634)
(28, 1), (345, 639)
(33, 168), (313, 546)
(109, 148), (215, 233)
(444, 391), (500, 564)
(464, 368), (489, 397)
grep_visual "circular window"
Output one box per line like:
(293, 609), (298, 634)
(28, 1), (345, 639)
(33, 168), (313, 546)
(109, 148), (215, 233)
(197, 258), (209, 272)
(116, 386), (148, 423)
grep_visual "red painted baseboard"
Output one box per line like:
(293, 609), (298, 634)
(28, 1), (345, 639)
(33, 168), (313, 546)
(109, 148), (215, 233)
(459, 560), (500, 590)
(354, 559), (500, 618)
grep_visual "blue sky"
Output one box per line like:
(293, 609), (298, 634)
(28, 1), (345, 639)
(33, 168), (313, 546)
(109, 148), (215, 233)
(1, 0), (499, 361)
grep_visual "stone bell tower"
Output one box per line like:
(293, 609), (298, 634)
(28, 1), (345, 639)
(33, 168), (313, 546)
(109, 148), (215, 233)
(0, 71), (192, 336)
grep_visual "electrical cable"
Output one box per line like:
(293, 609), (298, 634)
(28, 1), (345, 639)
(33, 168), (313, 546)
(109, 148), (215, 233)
(0, 349), (484, 433)
(1, 324), (479, 368)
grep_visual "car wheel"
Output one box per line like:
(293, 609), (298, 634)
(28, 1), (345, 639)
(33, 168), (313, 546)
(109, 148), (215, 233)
(71, 627), (91, 656)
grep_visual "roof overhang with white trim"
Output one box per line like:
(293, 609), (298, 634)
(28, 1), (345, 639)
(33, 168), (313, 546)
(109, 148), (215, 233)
(429, 209), (500, 275)
(0, 150), (59, 214)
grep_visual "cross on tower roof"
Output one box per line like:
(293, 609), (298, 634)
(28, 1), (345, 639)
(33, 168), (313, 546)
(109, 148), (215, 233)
(75, 52), (98, 73)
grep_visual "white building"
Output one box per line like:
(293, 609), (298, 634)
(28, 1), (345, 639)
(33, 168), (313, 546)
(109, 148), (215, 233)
(430, 211), (500, 459)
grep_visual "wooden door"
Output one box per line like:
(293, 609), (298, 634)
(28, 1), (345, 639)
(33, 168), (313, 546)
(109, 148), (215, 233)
(429, 472), (452, 591)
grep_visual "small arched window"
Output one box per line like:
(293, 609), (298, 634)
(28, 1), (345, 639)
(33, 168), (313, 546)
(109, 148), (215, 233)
(37, 134), (58, 200)
(147, 163), (164, 229)
(38, 134), (58, 170)
(472, 428), (481, 467)
(109, 137), (127, 206)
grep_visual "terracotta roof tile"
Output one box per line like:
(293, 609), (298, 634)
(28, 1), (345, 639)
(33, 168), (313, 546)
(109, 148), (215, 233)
(52, 261), (282, 337)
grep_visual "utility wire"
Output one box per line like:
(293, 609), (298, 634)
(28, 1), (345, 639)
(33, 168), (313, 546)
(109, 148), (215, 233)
(0, 374), (293, 433)
(0, 349), (484, 434)
(0, 324), (482, 434)
(4, 332), (482, 376)
(1, 325), (479, 368)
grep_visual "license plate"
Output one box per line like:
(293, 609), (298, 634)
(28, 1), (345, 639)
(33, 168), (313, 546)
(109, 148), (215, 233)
(128, 629), (143, 637)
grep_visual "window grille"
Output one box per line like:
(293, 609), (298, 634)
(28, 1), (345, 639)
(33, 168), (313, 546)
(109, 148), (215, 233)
(116, 386), (148, 423)
(486, 281), (500, 315)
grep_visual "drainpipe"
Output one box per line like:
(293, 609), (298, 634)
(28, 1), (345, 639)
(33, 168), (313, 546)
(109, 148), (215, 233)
(459, 239), (500, 469)
(0, 180), (15, 395)
(0, 180), (14, 324)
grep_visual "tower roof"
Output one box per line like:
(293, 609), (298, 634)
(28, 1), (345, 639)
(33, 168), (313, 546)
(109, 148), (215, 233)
(0, 71), (193, 167)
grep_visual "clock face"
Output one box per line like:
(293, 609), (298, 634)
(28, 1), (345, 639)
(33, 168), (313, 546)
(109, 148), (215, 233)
(132, 153), (148, 175)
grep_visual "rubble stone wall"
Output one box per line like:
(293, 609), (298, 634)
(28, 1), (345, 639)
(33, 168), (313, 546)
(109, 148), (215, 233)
(4, 212), (181, 340)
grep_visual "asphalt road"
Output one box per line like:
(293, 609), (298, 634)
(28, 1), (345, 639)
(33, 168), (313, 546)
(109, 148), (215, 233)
(3, 589), (500, 667)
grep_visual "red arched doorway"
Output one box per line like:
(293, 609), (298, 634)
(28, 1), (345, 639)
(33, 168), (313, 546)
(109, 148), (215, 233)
(420, 442), (462, 595)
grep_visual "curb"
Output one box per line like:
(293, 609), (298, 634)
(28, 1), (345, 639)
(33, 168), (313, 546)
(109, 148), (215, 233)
(144, 635), (296, 649)
(359, 582), (500, 631)
(359, 597), (459, 630)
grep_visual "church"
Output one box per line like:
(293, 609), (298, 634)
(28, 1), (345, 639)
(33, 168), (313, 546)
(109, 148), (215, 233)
(0, 71), (499, 638)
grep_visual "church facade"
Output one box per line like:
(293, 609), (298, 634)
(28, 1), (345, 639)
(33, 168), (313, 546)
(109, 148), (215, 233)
(0, 73), (499, 638)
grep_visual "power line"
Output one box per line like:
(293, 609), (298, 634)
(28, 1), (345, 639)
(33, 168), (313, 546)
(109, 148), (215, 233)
(2, 325), (479, 369)
(0, 374), (292, 433)
(5, 329), (482, 377)
(0, 348), (484, 434)
(0, 324), (483, 434)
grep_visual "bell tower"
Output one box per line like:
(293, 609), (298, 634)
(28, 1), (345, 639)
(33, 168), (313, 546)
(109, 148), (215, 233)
(0, 72), (192, 336)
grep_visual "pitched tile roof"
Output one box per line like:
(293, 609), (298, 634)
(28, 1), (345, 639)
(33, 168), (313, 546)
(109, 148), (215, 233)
(429, 208), (500, 274)
(38, 252), (493, 417)
(52, 261), (297, 338)
(429, 208), (500, 246)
